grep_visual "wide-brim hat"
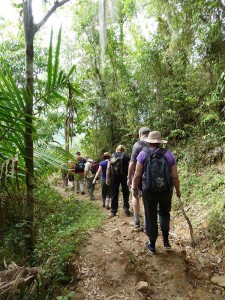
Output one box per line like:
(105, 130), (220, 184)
(144, 131), (167, 144)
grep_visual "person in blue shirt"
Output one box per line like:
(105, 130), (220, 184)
(93, 152), (112, 209)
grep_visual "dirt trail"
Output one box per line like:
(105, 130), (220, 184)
(54, 181), (225, 300)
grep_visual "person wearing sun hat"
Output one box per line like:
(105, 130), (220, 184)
(132, 131), (181, 254)
(93, 152), (112, 209)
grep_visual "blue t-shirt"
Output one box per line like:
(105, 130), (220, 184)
(100, 160), (109, 180)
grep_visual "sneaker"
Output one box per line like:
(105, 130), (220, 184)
(81, 192), (85, 195)
(164, 241), (172, 251)
(145, 241), (156, 254)
(133, 220), (140, 227)
(102, 203), (105, 208)
(111, 212), (116, 217)
(105, 205), (110, 210)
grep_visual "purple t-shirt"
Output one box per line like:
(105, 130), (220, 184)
(137, 148), (176, 170)
(100, 160), (109, 180)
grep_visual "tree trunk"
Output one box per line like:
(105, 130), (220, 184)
(22, 0), (70, 255)
(23, 0), (35, 254)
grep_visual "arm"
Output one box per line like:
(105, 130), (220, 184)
(92, 165), (102, 184)
(106, 161), (111, 185)
(171, 165), (181, 197)
(84, 162), (89, 178)
(132, 161), (143, 198)
(127, 161), (136, 187)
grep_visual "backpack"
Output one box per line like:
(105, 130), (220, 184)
(143, 147), (172, 193)
(110, 153), (125, 176)
(75, 158), (85, 172)
(90, 160), (99, 175)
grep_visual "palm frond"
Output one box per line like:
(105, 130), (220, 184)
(0, 57), (25, 110)
(52, 27), (62, 87)
(46, 29), (53, 91)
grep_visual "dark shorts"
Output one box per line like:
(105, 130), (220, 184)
(68, 175), (74, 181)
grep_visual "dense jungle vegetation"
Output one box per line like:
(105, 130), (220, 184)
(0, 0), (224, 298)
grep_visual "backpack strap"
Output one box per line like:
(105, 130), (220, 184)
(142, 146), (152, 155)
(157, 148), (167, 156)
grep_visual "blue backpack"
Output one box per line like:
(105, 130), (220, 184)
(75, 158), (85, 172)
(143, 147), (172, 193)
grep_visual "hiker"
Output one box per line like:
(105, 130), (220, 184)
(67, 160), (76, 191)
(84, 156), (96, 200)
(61, 162), (69, 191)
(127, 127), (150, 228)
(74, 151), (85, 194)
(132, 131), (181, 253)
(93, 152), (112, 209)
(106, 145), (130, 217)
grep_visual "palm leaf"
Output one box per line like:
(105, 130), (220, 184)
(52, 27), (62, 87)
(0, 57), (25, 111)
(46, 29), (53, 91)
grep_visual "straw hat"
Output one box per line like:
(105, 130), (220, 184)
(144, 131), (167, 144)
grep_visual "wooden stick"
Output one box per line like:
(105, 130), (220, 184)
(177, 197), (196, 248)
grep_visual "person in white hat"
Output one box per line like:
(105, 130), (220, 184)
(132, 131), (181, 254)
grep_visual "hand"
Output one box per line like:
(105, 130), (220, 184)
(106, 178), (110, 186)
(176, 190), (181, 198)
(127, 177), (132, 187)
(132, 188), (139, 198)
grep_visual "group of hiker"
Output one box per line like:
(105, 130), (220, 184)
(62, 128), (181, 254)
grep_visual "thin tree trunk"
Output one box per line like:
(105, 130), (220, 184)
(23, 0), (35, 254)
(22, 0), (70, 254)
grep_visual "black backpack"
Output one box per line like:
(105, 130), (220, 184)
(75, 158), (85, 172)
(110, 153), (125, 176)
(143, 147), (172, 193)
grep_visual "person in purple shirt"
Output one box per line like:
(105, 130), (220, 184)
(132, 131), (181, 254)
(93, 152), (112, 209)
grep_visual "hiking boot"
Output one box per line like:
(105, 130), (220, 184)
(111, 212), (116, 217)
(145, 241), (156, 254)
(105, 205), (110, 210)
(81, 191), (85, 195)
(124, 208), (130, 216)
(102, 203), (105, 208)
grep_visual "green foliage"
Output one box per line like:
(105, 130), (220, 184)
(176, 162), (225, 245)
(34, 185), (105, 296)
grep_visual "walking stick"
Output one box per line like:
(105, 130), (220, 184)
(177, 197), (196, 248)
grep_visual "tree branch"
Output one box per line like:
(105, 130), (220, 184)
(34, 0), (70, 34)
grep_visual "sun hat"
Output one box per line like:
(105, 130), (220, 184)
(144, 131), (167, 144)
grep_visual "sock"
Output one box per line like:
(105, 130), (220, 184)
(134, 213), (139, 223)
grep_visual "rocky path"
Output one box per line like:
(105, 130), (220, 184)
(55, 181), (225, 300)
